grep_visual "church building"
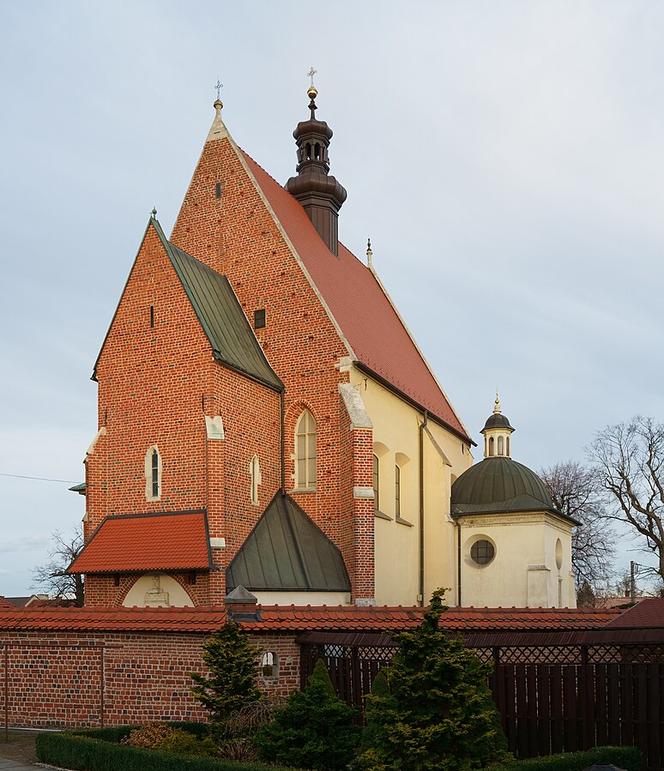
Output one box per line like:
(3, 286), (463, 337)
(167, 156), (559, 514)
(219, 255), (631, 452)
(68, 81), (577, 610)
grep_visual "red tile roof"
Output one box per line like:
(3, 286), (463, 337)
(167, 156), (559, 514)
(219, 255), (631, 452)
(243, 152), (470, 442)
(0, 606), (225, 633)
(244, 605), (620, 632)
(0, 597), (14, 609)
(605, 598), (664, 629)
(0, 604), (619, 634)
(68, 511), (211, 574)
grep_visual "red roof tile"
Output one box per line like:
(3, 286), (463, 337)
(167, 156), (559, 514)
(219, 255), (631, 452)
(605, 598), (664, 629)
(69, 511), (211, 574)
(244, 605), (619, 632)
(0, 604), (618, 635)
(243, 152), (470, 442)
(0, 606), (225, 633)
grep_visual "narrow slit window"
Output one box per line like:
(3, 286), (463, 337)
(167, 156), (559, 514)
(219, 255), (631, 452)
(373, 454), (380, 511)
(395, 465), (401, 517)
(145, 446), (161, 501)
(250, 454), (261, 505)
(149, 305), (155, 328)
(151, 449), (159, 497)
(215, 182), (222, 198)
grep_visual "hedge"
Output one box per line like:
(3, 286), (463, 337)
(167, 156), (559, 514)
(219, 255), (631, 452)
(35, 730), (641, 771)
(495, 745), (641, 771)
(35, 730), (295, 771)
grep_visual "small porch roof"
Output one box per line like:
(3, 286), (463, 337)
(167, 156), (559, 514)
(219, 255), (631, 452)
(68, 510), (212, 574)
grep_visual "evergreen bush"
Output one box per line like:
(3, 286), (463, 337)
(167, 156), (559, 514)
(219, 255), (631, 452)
(354, 589), (508, 770)
(254, 658), (360, 770)
(191, 622), (262, 722)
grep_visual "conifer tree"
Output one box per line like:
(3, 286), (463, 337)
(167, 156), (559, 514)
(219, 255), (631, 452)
(354, 590), (508, 770)
(254, 658), (359, 770)
(191, 622), (262, 722)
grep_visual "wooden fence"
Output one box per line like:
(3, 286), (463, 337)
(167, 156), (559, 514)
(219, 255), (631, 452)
(299, 634), (664, 771)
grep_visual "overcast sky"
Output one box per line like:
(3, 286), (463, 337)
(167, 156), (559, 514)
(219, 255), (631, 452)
(1, 1), (663, 596)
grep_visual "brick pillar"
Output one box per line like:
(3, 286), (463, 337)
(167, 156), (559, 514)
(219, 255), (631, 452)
(204, 411), (226, 604)
(351, 427), (375, 604)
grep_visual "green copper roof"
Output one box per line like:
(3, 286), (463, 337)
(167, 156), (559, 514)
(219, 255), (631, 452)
(93, 218), (282, 392)
(451, 457), (578, 524)
(226, 494), (351, 593)
(152, 220), (282, 391)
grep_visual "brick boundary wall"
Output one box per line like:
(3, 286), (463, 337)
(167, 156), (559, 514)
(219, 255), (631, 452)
(0, 631), (299, 729)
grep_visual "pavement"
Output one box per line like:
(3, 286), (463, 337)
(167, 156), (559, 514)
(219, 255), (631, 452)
(0, 759), (39, 770)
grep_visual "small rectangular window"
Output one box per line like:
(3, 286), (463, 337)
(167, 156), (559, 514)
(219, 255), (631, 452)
(149, 305), (155, 328)
(254, 309), (266, 329)
(215, 182), (222, 198)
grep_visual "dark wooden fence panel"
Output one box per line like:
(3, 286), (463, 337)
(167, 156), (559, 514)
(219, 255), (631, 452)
(300, 640), (664, 771)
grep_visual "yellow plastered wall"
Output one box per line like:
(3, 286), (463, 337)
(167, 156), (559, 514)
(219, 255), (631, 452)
(350, 367), (472, 606)
(456, 513), (576, 608)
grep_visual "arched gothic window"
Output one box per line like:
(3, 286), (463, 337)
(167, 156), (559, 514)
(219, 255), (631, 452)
(250, 454), (261, 505)
(295, 410), (317, 489)
(145, 445), (162, 501)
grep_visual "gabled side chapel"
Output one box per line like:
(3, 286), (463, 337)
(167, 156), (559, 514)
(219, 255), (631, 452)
(69, 84), (577, 609)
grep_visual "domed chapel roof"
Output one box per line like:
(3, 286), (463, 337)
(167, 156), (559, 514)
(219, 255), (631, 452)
(451, 397), (579, 524)
(451, 456), (559, 516)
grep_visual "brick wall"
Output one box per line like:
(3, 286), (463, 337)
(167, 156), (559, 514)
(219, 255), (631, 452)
(86, 222), (281, 605)
(0, 630), (300, 728)
(170, 132), (372, 598)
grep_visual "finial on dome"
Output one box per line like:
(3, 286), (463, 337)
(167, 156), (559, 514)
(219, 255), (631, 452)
(151, 207), (157, 219)
(366, 237), (373, 269)
(493, 391), (501, 414)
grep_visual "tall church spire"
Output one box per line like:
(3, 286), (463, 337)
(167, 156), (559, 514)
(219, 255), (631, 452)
(285, 73), (347, 255)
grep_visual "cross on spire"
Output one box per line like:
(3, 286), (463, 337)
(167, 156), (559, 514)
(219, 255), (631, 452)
(307, 67), (317, 88)
(215, 79), (223, 100)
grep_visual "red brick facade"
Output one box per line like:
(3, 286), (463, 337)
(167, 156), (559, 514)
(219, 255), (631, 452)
(0, 629), (299, 728)
(85, 220), (281, 605)
(82, 111), (376, 605)
(169, 134), (370, 597)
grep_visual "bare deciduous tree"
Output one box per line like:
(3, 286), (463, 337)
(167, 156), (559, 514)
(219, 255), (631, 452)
(589, 417), (664, 584)
(32, 527), (84, 606)
(540, 461), (615, 588)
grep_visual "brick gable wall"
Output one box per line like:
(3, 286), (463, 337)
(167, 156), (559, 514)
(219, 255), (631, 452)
(170, 131), (374, 600)
(86, 223), (280, 605)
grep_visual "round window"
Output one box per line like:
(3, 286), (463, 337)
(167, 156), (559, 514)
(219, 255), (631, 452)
(470, 539), (495, 566)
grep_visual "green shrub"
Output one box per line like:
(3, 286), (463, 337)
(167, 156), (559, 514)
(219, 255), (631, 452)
(494, 745), (641, 771)
(122, 723), (216, 757)
(254, 658), (360, 769)
(191, 622), (262, 722)
(354, 589), (508, 770)
(35, 730), (294, 771)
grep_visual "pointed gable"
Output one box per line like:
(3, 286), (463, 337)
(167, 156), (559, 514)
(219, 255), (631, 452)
(94, 218), (281, 391)
(226, 494), (351, 593)
(242, 152), (470, 441)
